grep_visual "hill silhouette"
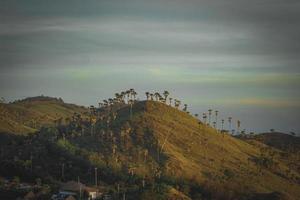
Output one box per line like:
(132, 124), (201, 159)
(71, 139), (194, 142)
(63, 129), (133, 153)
(0, 95), (299, 199)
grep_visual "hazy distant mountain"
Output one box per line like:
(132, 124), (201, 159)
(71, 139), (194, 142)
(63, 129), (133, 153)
(245, 132), (300, 152)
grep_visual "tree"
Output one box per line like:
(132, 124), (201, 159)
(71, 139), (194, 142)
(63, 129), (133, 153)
(0, 97), (5, 104)
(290, 132), (296, 136)
(169, 97), (172, 106)
(126, 90), (131, 103)
(103, 99), (108, 107)
(221, 119), (225, 131)
(174, 99), (181, 109)
(237, 120), (241, 134)
(203, 113), (207, 124)
(183, 104), (187, 112)
(132, 91), (137, 100)
(121, 91), (126, 102)
(154, 92), (160, 101)
(215, 110), (219, 129)
(128, 99), (134, 120)
(129, 88), (135, 100)
(163, 91), (169, 102)
(150, 93), (154, 101)
(213, 121), (216, 128)
(228, 117), (232, 131)
(208, 109), (212, 125)
(145, 92), (150, 100)
(177, 100), (181, 108)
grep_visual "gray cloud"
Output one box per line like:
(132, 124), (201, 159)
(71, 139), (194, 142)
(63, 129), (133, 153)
(0, 0), (300, 133)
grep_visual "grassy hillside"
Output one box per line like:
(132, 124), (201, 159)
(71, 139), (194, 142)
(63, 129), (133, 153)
(0, 96), (88, 135)
(123, 101), (300, 199)
(1, 98), (299, 199)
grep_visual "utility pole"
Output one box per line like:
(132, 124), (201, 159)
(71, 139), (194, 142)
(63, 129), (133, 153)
(95, 167), (98, 187)
(78, 176), (82, 200)
(30, 153), (33, 174)
(62, 163), (65, 181)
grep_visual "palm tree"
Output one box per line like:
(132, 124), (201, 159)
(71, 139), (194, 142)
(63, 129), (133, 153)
(159, 97), (165, 103)
(183, 104), (187, 111)
(103, 100), (108, 107)
(228, 117), (232, 131)
(213, 121), (216, 128)
(208, 109), (212, 125)
(237, 120), (241, 134)
(121, 91), (126, 101)
(203, 113), (207, 124)
(154, 92), (160, 101)
(132, 91), (137, 101)
(163, 91), (169, 102)
(115, 93), (120, 100)
(231, 129), (235, 135)
(174, 99), (177, 108)
(150, 93), (154, 101)
(215, 110), (219, 129)
(129, 88), (135, 100)
(126, 90), (130, 103)
(221, 119), (224, 130)
(128, 99), (133, 120)
(169, 98), (172, 106)
(177, 100), (181, 108)
(108, 98), (113, 105)
(145, 92), (150, 100)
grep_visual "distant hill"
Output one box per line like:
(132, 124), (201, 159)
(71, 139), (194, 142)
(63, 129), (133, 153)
(0, 96), (88, 135)
(0, 97), (299, 199)
(244, 132), (300, 152)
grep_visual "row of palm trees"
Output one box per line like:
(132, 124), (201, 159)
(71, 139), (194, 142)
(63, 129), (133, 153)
(96, 89), (244, 135)
(98, 89), (138, 108)
(199, 109), (243, 135)
(145, 91), (169, 103)
(145, 90), (189, 111)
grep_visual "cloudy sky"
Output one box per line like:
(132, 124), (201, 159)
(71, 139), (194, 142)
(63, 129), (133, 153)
(1, 0), (300, 133)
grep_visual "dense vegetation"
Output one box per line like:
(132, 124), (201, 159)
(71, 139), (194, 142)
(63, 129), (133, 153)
(0, 91), (299, 199)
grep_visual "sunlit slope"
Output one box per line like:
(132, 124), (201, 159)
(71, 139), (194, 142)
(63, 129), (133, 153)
(124, 101), (300, 199)
(0, 96), (87, 134)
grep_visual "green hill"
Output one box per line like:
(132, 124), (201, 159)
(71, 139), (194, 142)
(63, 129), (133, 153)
(0, 96), (88, 135)
(0, 98), (299, 199)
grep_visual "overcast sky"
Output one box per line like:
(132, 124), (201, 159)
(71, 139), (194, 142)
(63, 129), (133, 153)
(0, 0), (300, 133)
